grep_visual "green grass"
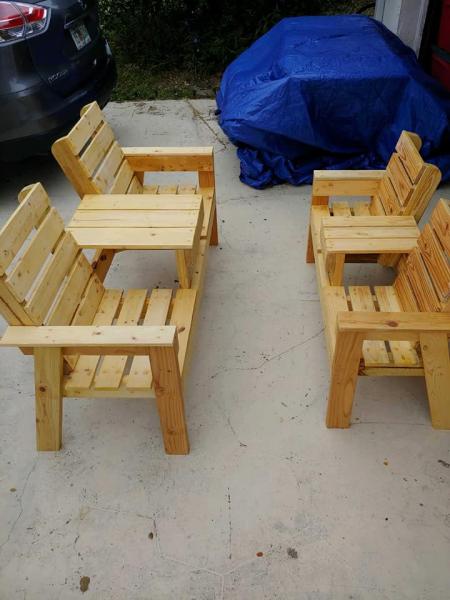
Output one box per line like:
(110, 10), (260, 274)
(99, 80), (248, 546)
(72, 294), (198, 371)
(111, 63), (220, 101)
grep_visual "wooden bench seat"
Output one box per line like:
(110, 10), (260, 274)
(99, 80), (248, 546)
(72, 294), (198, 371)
(309, 198), (450, 429)
(0, 182), (215, 455)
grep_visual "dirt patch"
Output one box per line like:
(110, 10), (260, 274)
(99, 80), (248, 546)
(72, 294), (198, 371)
(80, 576), (90, 593)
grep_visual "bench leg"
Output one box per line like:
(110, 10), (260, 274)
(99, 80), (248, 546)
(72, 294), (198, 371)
(306, 196), (328, 263)
(420, 332), (450, 429)
(34, 348), (63, 451)
(326, 332), (363, 428)
(210, 205), (219, 246)
(150, 346), (190, 455)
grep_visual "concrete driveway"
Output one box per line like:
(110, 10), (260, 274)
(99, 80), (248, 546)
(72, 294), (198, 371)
(0, 100), (449, 599)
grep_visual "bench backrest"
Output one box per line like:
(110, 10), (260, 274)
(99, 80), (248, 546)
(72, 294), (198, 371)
(394, 199), (450, 313)
(51, 102), (143, 198)
(373, 131), (441, 222)
(0, 183), (105, 328)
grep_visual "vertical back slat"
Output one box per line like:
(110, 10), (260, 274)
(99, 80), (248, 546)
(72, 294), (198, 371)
(6, 208), (65, 302)
(0, 183), (49, 275)
(66, 101), (104, 154)
(395, 131), (426, 183)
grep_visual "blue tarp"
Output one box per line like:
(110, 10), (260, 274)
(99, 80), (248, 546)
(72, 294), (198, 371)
(216, 16), (450, 189)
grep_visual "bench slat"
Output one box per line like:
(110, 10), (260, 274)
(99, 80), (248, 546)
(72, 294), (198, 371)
(348, 286), (390, 366)
(66, 289), (122, 391)
(127, 289), (173, 390)
(94, 289), (147, 390)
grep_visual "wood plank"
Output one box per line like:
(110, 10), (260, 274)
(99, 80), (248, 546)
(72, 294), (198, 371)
(68, 227), (196, 250)
(93, 142), (124, 192)
(320, 215), (416, 228)
(26, 233), (79, 324)
(393, 270), (419, 312)
(335, 311), (450, 339)
(46, 253), (92, 326)
(169, 289), (197, 376)
(322, 237), (418, 254)
(66, 288), (121, 390)
(395, 131), (426, 183)
(127, 289), (172, 390)
(420, 332), (450, 429)
(71, 275), (105, 325)
(178, 184), (198, 194)
(403, 164), (441, 222)
(430, 199), (450, 254)
(326, 331), (364, 428)
(322, 226), (419, 239)
(0, 183), (49, 275)
(149, 344), (190, 454)
(1, 323), (177, 352)
(386, 153), (413, 206)
(6, 208), (65, 301)
(0, 296), (22, 325)
(374, 286), (420, 366)
(78, 194), (202, 211)
(321, 286), (348, 359)
(378, 174), (402, 215)
(94, 289), (147, 389)
(122, 146), (214, 172)
(127, 175), (144, 194)
(352, 202), (371, 216)
(348, 286), (390, 366)
(405, 249), (440, 312)
(313, 170), (384, 195)
(0, 277), (35, 324)
(331, 201), (351, 216)
(69, 209), (200, 228)
(34, 347), (63, 451)
(66, 101), (104, 154)
(418, 224), (450, 302)
(109, 160), (134, 194)
(80, 121), (115, 176)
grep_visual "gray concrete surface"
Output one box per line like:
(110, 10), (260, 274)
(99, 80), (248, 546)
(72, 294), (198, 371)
(0, 100), (449, 599)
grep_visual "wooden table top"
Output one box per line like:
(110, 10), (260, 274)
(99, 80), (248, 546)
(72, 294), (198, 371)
(68, 193), (203, 250)
(320, 215), (420, 255)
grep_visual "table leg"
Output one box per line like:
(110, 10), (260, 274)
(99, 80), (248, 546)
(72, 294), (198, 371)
(176, 250), (191, 288)
(326, 252), (345, 286)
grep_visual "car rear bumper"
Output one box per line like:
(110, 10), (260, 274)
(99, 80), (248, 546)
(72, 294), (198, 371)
(0, 53), (116, 162)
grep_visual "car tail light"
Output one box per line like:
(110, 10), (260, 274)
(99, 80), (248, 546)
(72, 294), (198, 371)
(0, 1), (48, 43)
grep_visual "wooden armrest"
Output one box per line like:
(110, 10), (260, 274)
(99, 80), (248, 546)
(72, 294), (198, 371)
(122, 147), (214, 172)
(337, 312), (450, 341)
(312, 169), (385, 196)
(0, 325), (178, 355)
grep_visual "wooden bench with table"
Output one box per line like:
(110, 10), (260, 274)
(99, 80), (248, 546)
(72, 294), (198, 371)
(0, 182), (217, 454)
(309, 198), (450, 429)
(306, 131), (441, 267)
(51, 101), (218, 283)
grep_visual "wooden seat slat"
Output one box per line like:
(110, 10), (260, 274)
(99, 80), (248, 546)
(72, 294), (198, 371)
(65, 289), (123, 391)
(94, 289), (147, 390)
(348, 286), (390, 366)
(374, 286), (420, 366)
(127, 289), (173, 390)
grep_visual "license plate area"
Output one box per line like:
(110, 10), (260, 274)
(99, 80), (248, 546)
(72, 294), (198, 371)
(70, 22), (91, 51)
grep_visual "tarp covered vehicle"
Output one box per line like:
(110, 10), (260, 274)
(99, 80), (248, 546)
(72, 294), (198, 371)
(217, 16), (450, 188)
